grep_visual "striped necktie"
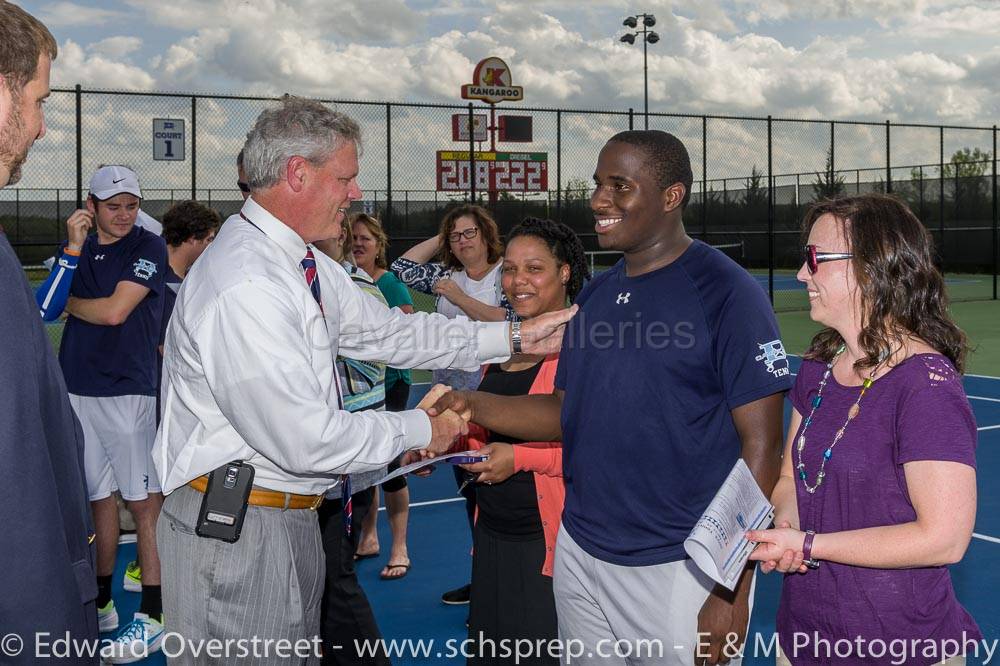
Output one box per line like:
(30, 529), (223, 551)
(301, 249), (352, 535)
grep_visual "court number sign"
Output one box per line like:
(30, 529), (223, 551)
(153, 119), (185, 161)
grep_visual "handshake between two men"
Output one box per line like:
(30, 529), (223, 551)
(407, 304), (577, 462)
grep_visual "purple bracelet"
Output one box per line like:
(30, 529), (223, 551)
(802, 530), (820, 569)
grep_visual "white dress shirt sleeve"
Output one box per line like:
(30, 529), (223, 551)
(195, 280), (429, 475)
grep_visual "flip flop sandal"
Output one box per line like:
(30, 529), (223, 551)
(380, 562), (411, 580)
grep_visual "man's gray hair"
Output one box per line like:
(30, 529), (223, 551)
(242, 95), (362, 191)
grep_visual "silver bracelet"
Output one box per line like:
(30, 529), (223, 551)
(511, 320), (523, 354)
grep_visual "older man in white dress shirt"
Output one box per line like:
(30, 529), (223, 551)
(153, 96), (572, 663)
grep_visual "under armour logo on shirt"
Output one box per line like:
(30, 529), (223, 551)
(616, 292), (631, 304)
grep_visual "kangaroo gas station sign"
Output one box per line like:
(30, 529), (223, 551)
(460, 57), (524, 104)
(437, 58), (546, 194)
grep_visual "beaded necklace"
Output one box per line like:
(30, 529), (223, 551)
(795, 344), (885, 494)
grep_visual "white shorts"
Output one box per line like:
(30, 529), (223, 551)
(69, 393), (161, 502)
(554, 523), (754, 666)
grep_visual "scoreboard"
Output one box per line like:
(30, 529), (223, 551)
(436, 151), (548, 192)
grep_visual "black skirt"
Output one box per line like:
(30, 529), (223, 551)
(467, 522), (558, 665)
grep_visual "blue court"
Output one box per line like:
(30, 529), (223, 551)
(108, 356), (1000, 664)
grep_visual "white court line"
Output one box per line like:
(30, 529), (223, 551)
(967, 373), (1000, 381)
(973, 533), (1000, 545)
(979, 424), (1000, 432)
(381, 496), (464, 512)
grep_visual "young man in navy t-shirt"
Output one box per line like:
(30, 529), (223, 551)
(36, 165), (167, 662)
(436, 131), (791, 665)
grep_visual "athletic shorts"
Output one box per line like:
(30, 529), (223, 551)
(69, 393), (161, 501)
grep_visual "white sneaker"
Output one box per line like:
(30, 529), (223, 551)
(97, 600), (119, 633)
(102, 612), (164, 664)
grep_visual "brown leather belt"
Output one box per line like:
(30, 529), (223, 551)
(188, 475), (324, 511)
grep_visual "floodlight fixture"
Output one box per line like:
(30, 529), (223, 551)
(618, 13), (659, 129)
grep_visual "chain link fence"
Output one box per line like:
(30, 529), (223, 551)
(5, 86), (998, 314)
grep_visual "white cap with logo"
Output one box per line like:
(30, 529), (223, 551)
(89, 165), (143, 201)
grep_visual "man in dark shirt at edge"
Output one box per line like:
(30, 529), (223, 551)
(0, 3), (98, 662)
(433, 130), (792, 665)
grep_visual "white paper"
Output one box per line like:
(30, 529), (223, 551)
(683, 459), (774, 591)
(373, 450), (487, 485)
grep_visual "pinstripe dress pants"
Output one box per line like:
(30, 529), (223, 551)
(157, 484), (325, 665)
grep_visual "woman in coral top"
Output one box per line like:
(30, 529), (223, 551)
(454, 217), (590, 665)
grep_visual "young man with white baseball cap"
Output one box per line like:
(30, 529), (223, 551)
(36, 164), (168, 662)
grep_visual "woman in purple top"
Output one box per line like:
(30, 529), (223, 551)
(747, 194), (980, 666)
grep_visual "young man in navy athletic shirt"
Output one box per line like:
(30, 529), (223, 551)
(434, 130), (791, 665)
(37, 164), (168, 662)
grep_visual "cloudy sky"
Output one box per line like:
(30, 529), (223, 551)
(22, 0), (1000, 123)
(9, 0), (1000, 195)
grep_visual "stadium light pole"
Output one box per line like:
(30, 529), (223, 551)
(620, 14), (659, 130)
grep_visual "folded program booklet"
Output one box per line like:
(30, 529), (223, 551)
(683, 459), (774, 591)
(374, 451), (488, 485)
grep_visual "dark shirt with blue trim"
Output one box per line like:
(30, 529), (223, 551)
(59, 226), (167, 398)
(554, 240), (792, 567)
(1, 232), (98, 658)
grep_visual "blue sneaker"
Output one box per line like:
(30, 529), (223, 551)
(102, 612), (164, 664)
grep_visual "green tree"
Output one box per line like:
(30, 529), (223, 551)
(812, 149), (845, 200)
(562, 177), (591, 204)
(943, 147), (991, 179)
(944, 147), (991, 218)
(909, 147), (991, 181)
(741, 165), (768, 210)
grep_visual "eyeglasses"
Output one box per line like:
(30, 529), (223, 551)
(803, 244), (853, 274)
(237, 181), (251, 194)
(448, 227), (479, 243)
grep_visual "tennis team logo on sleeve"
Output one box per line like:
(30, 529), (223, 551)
(133, 258), (158, 280)
(755, 340), (790, 377)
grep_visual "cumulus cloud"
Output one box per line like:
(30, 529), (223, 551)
(896, 3), (1000, 38)
(38, 1), (127, 27)
(90, 37), (144, 60)
(735, 0), (933, 24)
(50, 39), (156, 90)
(39, 0), (1000, 126)
(20, 0), (1000, 194)
(123, 0), (426, 44)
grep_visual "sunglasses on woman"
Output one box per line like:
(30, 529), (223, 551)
(803, 244), (853, 274)
(448, 227), (479, 243)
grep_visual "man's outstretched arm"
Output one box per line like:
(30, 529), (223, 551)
(429, 389), (564, 443)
